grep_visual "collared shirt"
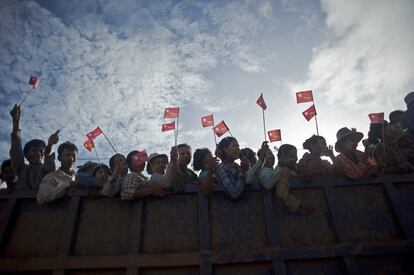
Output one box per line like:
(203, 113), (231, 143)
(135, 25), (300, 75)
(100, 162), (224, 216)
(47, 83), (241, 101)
(36, 168), (76, 204)
(102, 174), (125, 197)
(11, 130), (55, 191)
(275, 166), (301, 212)
(215, 162), (248, 199)
(297, 153), (334, 181)
(121, 162), (175, 200)
(334, 150), (375, 180)
(121, 172), (150, 200)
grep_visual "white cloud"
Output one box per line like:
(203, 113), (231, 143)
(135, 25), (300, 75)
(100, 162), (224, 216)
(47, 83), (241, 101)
(0, 0), (276, 161)
(291, 0), (414, 110)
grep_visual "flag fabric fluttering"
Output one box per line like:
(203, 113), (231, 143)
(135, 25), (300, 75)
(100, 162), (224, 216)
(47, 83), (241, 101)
(84, 139), (94, 152)
(268, 129), (281, 142)
(296, 90), (313, 104)
(164, 107), (180, 118)
(131, 150), (149, 166)
(256, 93), (267, 110)
(201, 114), (214, 127)
(29, 76), (40, 88)
(162, 121), (176, 132)
(86, 127), (103, 140)
(368, 113), (385, 124)
(302, 104), (317, 121)
(213, 120), (229, 137)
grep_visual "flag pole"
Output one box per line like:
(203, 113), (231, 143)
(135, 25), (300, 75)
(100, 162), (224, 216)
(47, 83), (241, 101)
(19, 87), (35, 106)
(314, 115), (320, 136)
(175, 117), (179, 146)
(213, 130), (217, 146)
(228, 130), (233, 137)
(262, 109), (267, 141)
(93, 144), (108, 187)
(312, 94), (320, 136)
(101, 130), (117, 153)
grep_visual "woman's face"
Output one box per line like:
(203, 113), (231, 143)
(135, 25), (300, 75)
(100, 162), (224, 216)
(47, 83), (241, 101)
(223, 140), (240, 162)
(151, 156), (168, 175)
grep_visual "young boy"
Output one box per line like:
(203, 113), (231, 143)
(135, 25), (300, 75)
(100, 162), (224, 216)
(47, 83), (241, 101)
(173, 144), (198, 192)
(37, 142), (78, 204)
(102, 153), (129, 197)
(275, 144), (316, 213)
(9, 104), (59, 191)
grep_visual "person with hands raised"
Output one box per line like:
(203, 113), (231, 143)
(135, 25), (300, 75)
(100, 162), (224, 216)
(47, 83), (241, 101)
(102, 153), (128, 197)
(9, 104), (58, 191)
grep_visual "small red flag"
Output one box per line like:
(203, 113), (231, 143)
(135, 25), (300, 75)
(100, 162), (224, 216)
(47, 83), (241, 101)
(164, 107), (179, 118)
(296, 90), (313, 103)
(29, 76), (40, 88)
(201, 114), (214, 127)
(368, 113), (384, 124)
(84, 139), (94, 152)
(86, 127), (102, 140)
(162, 121), (175, 132)
(268, 129), (281, 142)
(256, 93), (267, 110)
(302, 104), (317, 121)
(213, 120), (229, 137)
(132, 150), (148, 166)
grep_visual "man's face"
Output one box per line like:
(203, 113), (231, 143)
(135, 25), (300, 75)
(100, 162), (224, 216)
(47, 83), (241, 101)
(26, 147), (44, 164)
(59, 149), (77, 170)
(178, 146), (192, 167)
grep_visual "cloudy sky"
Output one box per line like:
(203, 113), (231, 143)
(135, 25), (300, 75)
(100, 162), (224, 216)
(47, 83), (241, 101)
(0, 0), (413, 166)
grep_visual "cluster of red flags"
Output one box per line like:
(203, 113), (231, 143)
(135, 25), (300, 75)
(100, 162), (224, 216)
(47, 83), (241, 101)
(296, 90), (317, 121)
(83, 127), (102, 152)
(368, 112), (384, 124)
(162, 107), (179, 132)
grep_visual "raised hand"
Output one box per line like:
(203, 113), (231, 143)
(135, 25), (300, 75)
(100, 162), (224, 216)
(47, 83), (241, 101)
(170, 146), (178, 163)
(48, 130), (60, 146)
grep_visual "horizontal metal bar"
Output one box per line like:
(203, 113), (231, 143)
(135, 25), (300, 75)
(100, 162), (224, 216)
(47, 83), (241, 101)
(1, 241), (413, 271)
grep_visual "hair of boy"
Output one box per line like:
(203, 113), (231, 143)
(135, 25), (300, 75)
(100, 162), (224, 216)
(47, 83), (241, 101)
(277, 144), (297, 159)
(92, 164), (110, 177)
(57, 142), (78, 157)
(303, 135), (326, 151)
(240, 148), (256, 161)
(177, 143), (191, 150)
(1, 159), (12, 180)
(109, 153), (124, 171)
(23, 139), (46, 155)
(193, 148), (211, 171)
(217, 136), (237, 161)
(126, 150), (139, 169)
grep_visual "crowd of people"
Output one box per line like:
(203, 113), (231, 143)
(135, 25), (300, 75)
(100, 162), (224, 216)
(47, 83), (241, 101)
(1, 92), (414, 214)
